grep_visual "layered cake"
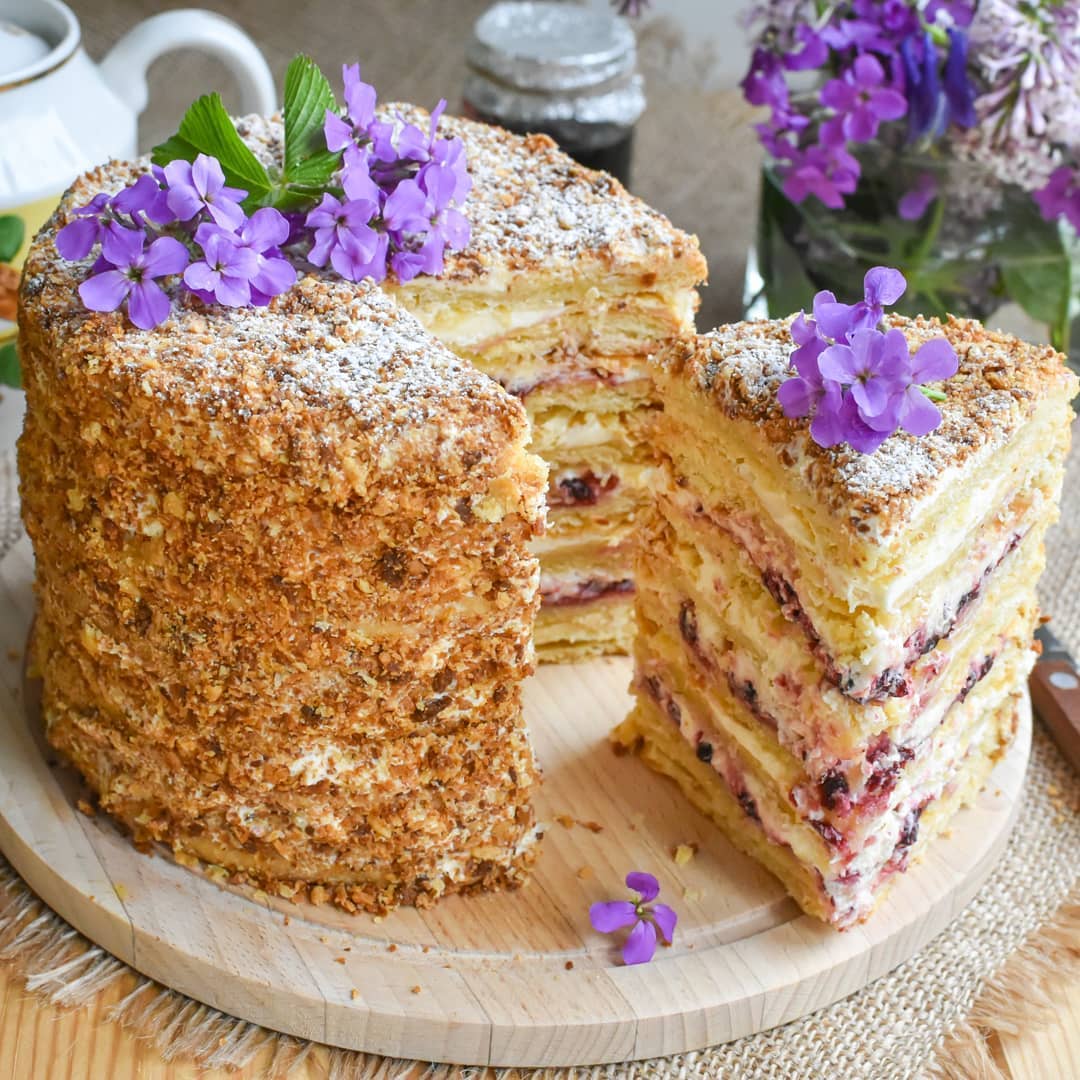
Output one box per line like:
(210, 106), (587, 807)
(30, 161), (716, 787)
(386, 111), (708, 660)
(18, 162), (548, 912)
(615, 315), (1077, 926)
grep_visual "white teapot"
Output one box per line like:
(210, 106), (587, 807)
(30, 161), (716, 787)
(0, 0), (276, 368)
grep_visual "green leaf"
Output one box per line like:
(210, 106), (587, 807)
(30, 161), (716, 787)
(283, 55), (339, 179)
(992, 198), (1071, 338)
(285, 150), (343, 190)
(151, 93), (273, 204)
(0, 341), (20, 388)
(0, 215), (24, 263)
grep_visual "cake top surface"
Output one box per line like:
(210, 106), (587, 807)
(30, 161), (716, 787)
(236, 108), (705, 289)
(664, 314), (1078, 536)
(20, 158), (535, 490)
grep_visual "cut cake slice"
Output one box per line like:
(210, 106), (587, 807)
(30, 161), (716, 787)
(616, 314), (1077, 926)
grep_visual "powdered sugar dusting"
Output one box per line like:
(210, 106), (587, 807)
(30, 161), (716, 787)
(20, 156), (531, 483)
(678, 315), (1075, 532)
(236, 108), (701, 284)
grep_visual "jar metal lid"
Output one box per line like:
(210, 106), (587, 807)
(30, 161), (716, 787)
(467, 1), (637, 94)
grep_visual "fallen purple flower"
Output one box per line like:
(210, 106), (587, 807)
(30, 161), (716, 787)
(590, 871), (677, 965)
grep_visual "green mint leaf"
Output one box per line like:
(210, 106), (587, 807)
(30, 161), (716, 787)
(0, 341), (20, 388)
(151, 93), (273, 205)
(283, 55), (339, 179)
(0, 215), (25, 263)
(285, 150), (342, 189)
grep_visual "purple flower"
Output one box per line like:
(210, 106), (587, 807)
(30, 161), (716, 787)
(943, 30), (976, 129)
(56, 193), (113, 260)
(781, 145), (860, 209)
(78, 225), (188, 330)
(238, 208), (296, 305)
(820, 55), (907, 144)
(324, 62), (378, 153)
(869, 336), (958, 436)
(340, 150), (381, 204)
(1033, 167), (1080, 233)
(305, 192), (386, 282)
(898, 173), (939, 221)
(163, 154), (247, 229)
(782, 26), (828, 72)
(742, 49), (787, 110)
(184, 223), (260, 307)
(111, 173), (175, 226)
(925, 0), (974, 29)
(901, 31), (943, 141)
(589, 871), (677, 966)
(813, 267), (907, 340)
(819, 327), (910, 419)
(777, 266), (957, 454)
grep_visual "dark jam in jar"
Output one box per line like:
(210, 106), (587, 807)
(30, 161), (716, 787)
(464, 2), (645, 188)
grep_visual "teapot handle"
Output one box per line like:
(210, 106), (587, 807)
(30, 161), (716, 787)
(99, 9), (276, 120)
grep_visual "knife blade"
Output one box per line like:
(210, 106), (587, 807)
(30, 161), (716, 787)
(1031, 623), (1080, 773)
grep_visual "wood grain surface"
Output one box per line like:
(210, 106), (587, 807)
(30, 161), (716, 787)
(0, 533), (1036, 1070)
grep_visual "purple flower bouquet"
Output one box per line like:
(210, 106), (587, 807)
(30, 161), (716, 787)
(741, 0), (1080, 360)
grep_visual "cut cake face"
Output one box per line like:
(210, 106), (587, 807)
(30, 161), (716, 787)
(381, 108), (707, 660)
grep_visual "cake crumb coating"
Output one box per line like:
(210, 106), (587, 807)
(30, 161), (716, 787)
(18, 158), (549, 913)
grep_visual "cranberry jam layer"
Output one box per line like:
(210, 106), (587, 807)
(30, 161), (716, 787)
(619, 316), (1076, 927)
(385, 113), (708, 661)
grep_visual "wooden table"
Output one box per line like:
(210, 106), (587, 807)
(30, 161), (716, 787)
(0, 956), (1077, 1078)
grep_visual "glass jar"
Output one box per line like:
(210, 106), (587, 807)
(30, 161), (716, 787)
(464, 1), (645, 186)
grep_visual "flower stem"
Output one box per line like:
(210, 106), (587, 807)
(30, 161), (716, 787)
(920, 387), (947, 402)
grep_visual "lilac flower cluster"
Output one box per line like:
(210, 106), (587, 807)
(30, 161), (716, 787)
(778, 267), (958, 454)
(741, 0), (977, 212)
(56, 156), (295, 329)
(54, 63), (471, 329)
(960, 1), (1080, 214)
(314, 64), (470, 283)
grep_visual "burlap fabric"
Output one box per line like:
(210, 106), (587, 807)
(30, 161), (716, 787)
(0, 386), (1077, 1078)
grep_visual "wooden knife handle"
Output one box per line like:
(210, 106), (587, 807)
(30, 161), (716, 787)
(1029, 659), (1080, 773)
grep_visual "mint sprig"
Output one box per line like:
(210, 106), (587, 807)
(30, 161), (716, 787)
(151, 56), (343, 213)
(282, 56), (341, 188)
(152, 93), (274, 206)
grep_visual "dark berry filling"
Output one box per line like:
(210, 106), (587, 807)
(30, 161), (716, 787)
(678, 599), (699, 646)
(696, 739), (713, 763)
(957, 654), (995, 704)
(737, 788), (760, 822)
(548, 471), (620, 508)
(820, 768), (850, 811)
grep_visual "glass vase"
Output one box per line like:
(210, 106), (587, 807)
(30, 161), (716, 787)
(745, 147), (1080, 367)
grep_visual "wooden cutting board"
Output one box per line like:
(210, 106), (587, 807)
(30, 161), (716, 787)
(0, 535), (1029, 1068)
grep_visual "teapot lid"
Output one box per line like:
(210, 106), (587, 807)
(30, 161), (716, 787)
(0, 0), (78, 86)
(0, 22), (50, 80)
